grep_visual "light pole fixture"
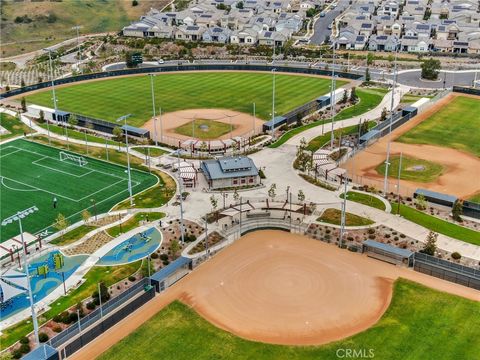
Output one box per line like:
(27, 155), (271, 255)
(383, 39), (399, 196)
(43, 48), (58, 145)
(1, 206), (40, 347)
(330, 44), (337, 149)
(116, 114), (134, 206)
(271, 68), (276, 139)
(72, 25), (83, 74)
(148, 74), (159, 146)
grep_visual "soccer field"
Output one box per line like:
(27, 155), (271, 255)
(25, 72), (344, 127)
(397, 95), (480, 157)
(0, 139), (157, 243)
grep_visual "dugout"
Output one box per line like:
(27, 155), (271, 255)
(463, 200), (480, 219)
(121, 124), (150, 139)
(316, 95), (331, 108)
(414, 189), (457, 208)
(22, 344), (59, 360)
(150, 256), (192, 292)
(363, 240), (413, 266)
(263, 116), (287, 132)
(401, 106), (417, 117)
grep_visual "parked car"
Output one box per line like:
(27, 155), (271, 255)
(157, 59), (165, 64)
(320, 12), (325, 17)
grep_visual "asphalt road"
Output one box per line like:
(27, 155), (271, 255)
(309, 0), (349, 45)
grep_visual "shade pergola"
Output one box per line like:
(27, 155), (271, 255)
(0, 278), (26, 303)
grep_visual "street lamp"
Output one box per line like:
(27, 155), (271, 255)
(116, 114), (134, 206)
(1, 206), (40, 347)
(43, 48), (58, 145)
(72, 25), (83, 74)
(330, 44), (337, 148)
(148, 74), (159, 146)
(383, 39), (399, 195)
(271, 68), (276, 138)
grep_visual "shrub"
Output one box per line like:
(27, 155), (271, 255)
(150, 252), (159, 259)
(394, 236), (399, 241)
(53, 326), (62, 333)
(348, 246), (358, 252)
(367, 228), (375, 234)
(162, 260), (170, 266)
(68, 312), (79, 323)
(19, 343), (30, 354)
(368, 234), (376, 239)
(12, 350), (23, 359)
(325, 229), (331, 234)
(86, 301), (96, 310)
(53, 314), (62, 323)
(400, 234), (406, 238)
(38, 333), (49, 343)
(19, 337), (29, 345)
(128, 276), (136, 282)
(160, 254), (168, 261)
(451, 252), (461, 260)
(385, 234), (391, 238)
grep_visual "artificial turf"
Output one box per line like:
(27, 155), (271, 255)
(25, 72), (343, 127)
(98, 279), (480, 360)
(375, 155), (444, 183)
(396, 95), (480, 157)
(0, 139), (157, 243)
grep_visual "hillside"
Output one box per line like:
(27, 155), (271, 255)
(0, 0), (170, 58)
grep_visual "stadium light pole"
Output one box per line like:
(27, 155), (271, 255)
(72, 25), (83, 74)
(159, 106), (163, 143)
(176, 152), (186, 244)
(43, 48), (59, 145)
(116, 114), (134, 206)
(329, 43), (337, 148)
(339, 176), (348, 248)
(271, 68), (276, 139)
(148, 74), (159, 146)
(383, 39), (399, 196)
(253, 102), (256, 136)
(1, 206), (40, 347)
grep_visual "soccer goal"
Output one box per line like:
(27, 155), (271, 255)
(59, 152), (88, 166)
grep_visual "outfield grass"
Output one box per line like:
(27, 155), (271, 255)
(341, 191), (386, 211)
(270, 88), (386, 148)
(174, 119), (233, 140)
(0, 112), (32, 141)
(306, 121), (376, 152)
(469, 193), (480, 203)
(26, 73), (342, 127)
(376, 155), (444, 183)
(0, 139), (157, 242)
(98, 279), (480, 360)
(317, 208), (374, 226)
(391, 203), (480, 246)
(400, 94), (433, 104)
(0, 261), (141, 349)
(397, 95), (480, 157)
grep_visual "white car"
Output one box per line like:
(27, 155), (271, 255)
(157, 59), (165, 64)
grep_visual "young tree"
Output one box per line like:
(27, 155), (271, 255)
(380, 107), (388, 121)
(20, 79), (25, 88)
(113, 126), (123, 142)
(366, 52), (375, 66)
(365, 68), (371, 83)
(21, 97), (27, 112)
(268, 183), (277, 201)
(170, 239), (180, 259)
(421, 58), (441, 80)
(236, 1), (244, 9)
(415, 194), (427, 210)
(451, 199), (463, 222)
(132, 0), (139, 6)
(39, 110), (45, 122)
(341, 89), (348, 104)
(349, 87), (357, 102)
(422, 231), (438, 256)
(199, 141), (208, 154)
(233, 189), (240, 203)
(210, 195), (218, 221)
(53, 213), (70, 240)
(81, 209), (91, 224)
(297, 189), (305, 203)
(296, 112), (303, 127)
(92, 282), (110, 305)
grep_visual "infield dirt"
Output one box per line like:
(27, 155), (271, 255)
(70, 230), (479, 360)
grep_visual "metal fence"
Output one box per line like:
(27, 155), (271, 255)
(49, 278), (150, 349)
(452, 85), (480, 96)
(413, 252), (480, 290)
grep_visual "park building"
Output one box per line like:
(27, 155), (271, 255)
(200, 156), (260, 190)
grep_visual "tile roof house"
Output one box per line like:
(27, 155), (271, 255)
(368, 35), (399, 51)
(200, 156), (260, 189)
(230, 28), (259, 44)
(175, 25), (207, 41)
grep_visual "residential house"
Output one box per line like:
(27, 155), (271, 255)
(175, 25), (207, 41)
(230, 28), (259, 44)
(258, 30), (289, 46)
(401, 36), (430, 52)
(202, 26), (232, 42)
(368, 35), (399, 51)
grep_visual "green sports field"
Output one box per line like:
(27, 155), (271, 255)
(25, 72), (344, 127)
(397, 95), (480, 157)
(0, 139), (157, 243)
(98, 279), (480, 360)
